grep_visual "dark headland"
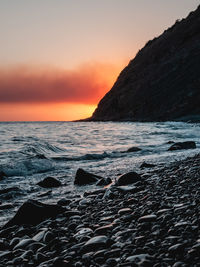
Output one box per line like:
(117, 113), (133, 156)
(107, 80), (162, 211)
(86, 5), (200, 122)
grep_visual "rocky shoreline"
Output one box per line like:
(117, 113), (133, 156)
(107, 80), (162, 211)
(0, 154), (200, 266)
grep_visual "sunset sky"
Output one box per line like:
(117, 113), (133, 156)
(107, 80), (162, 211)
(0, 0), (199, 121)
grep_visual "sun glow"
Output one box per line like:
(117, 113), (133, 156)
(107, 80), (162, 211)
(0, 62), (125, 121)
(0, 103), (97, 121)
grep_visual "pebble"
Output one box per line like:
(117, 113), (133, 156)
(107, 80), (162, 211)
(168, 244), (184, 254)
(43, 231), (54, 243)
(95, 223), (114, 235)
(33, 230), (46, 242)
(57, 198), (71, 206)
(138, 214), (157, 222)
(83, 235), (109, 252)
(118, 208), (132, 216)
(74, 228), (93, 239)
(14, 238), (34, 250)
(126, 254), (152, 263)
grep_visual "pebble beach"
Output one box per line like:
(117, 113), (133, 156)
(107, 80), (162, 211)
(0, 154), (199, 266)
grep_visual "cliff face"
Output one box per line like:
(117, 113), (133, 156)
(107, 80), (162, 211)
(91, 6), (200, 122)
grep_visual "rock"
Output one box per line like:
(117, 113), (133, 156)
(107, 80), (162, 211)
(115, 171), (141, 186)
(172, 262), (186, 267)
(124, 147), (141, 153)
(105, 258), (117, 266)
(0, 187), (20, 195)
(79, 199), (91, 207)
(116, 185), (142, 194)
(3, 199), (65, 228)
(168, 141), (196, 151)
(37, 177), (62, 188)
(57, 198), (71, 206)
(52, 257), (68, 266)
(188, 243), (200, 256)
(33, 230), (47, 242)
(94, 224), (114, 235)
(83, 235), (109, 252)
(157, 208), (171, 215)
(174, 221), (189, 228)
(74, 262), (82, 267)
(167, 141), (175, 144)
(10, 237), (20, 248)
(168, 244), (184, 255)
(21, 250), (33, 260)
(83, 188), (106, 197)
(74, 228), (93, 240)
(96, 177), (112, 186)
(0, 251), (12, 260)
(35, 252), (47, 263)
(138, 214), (157, 222)
(140, 162), (156, 168)
(65, 210), (81, 217)
(0, 171), (7, 180)
(0, 240), (8, 250)
(126, 254), (152, 263)
(14, 238), (35, 250)
(74, 168), (102, 185)
(43, 231), (54, 243)
(118, 208), (132, 216)
(0, 203), (14, 210)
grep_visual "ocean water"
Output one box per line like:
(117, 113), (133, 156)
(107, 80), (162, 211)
(0, 121), (200, 226)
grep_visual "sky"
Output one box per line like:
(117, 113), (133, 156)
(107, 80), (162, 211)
(0, 0), (199, 121)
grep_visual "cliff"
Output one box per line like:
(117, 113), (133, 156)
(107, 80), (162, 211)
(90, 6), (200, 122)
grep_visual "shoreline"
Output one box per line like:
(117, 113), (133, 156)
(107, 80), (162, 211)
(0, 154), (200, 266)
(77, 115), (200, 123)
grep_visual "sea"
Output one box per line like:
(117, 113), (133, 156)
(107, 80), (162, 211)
(0, 121), (199, 226)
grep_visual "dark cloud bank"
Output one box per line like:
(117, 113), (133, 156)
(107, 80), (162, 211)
(0, 64), (118, 104)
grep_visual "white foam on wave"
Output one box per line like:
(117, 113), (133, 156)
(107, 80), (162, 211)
(1, 158), (55, 177)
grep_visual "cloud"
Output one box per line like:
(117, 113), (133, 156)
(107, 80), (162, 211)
(0, 63), (122, 104)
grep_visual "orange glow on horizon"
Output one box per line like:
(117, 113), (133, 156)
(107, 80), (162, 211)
(0, 103), (97, 121)
(0, 61), (126, 121)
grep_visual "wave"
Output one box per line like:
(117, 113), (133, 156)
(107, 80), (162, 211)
(0, 158), (55, 177)
(52, 151), (126, 162)
(21, 141), (65, 158)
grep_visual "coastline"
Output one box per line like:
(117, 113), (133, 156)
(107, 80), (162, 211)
(77, 115), (200, 123)
(0, 154), (200, 266)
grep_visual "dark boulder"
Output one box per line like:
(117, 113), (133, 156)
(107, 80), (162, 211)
(140, 162), (156, 168)
(167, 141), (175, 144)
(168, 141), (196, 151)
(0, 171), (7, 180)
(3, 199), (65, 228)
(74, 168), (102, 185)
(115, 171), (141, 186)
(96, 177), (112, 186)
(37, 177), (62, 188)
